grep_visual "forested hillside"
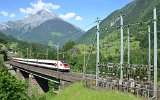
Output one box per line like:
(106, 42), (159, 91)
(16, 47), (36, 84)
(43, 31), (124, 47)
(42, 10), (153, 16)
(0, 32), (57, 59)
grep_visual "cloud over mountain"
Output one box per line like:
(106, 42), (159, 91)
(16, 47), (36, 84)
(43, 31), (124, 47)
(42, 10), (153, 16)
(19, 0), (82, 21)
(19, 0), (60, 15)
(0, 11), (16, 18)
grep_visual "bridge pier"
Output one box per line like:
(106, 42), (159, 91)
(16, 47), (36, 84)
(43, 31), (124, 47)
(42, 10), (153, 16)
(59, 79), (71, 90)
(28, 74), (49, 96)
(12, 67), (17, 72)
(16, 68), (29, 80)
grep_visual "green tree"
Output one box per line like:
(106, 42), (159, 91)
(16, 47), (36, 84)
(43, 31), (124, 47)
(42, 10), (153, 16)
(0, 55), (28, 100)
(62, 40), (76, 51)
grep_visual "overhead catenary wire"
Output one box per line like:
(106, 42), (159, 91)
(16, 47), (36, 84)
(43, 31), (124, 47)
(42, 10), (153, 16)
(81, 22), (96, 31)
(96, 11), (156, 36)
(100, 19), (154, 33)
(107, 10), (146, 26)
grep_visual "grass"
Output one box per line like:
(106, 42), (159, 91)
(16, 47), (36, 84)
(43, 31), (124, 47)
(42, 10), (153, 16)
(46, 82), (142, 100)
(36, 91), (56, 100)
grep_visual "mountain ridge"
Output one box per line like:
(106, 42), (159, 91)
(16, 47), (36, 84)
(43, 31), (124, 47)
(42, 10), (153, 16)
(78, 0), (160, 44)
(0, 9), (84, 46)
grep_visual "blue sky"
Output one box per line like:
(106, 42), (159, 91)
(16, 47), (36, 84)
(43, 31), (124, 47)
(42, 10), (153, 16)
(0, 0), (133, 31)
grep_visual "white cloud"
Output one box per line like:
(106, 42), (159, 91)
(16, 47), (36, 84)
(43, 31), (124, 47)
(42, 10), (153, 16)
(0, 11), (9, 17)
(19, 0), (60, 15)
(59, 12), (76, 20)
(10, 14), (16, 18)
(59, 12), (83, 21)
(25, 15), (29, 18)
(75, 16), (83, 20)
(0, 11), (16, 18)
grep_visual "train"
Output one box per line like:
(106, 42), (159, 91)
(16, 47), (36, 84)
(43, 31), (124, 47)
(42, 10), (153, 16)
(13, 58), (71, 71)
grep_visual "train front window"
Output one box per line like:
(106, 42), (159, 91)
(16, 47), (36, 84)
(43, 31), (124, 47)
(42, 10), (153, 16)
(61, 61), (68, 66)
(63, 63), (68, 66)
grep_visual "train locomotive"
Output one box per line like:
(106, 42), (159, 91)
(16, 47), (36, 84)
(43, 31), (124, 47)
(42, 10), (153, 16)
(13, 58), (71, 71)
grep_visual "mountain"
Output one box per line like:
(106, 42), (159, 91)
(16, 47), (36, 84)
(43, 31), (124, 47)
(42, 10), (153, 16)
(78, 0), (160, 44)
(0, 9), (84, 46)
(75, 0), (160, 65)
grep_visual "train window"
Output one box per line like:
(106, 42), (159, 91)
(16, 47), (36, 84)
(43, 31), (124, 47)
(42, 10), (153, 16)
(45, 63), (50, 65)
(54, 63), (57, 66)
(45, 63), (53, 65)
(36, 62), (54, 66)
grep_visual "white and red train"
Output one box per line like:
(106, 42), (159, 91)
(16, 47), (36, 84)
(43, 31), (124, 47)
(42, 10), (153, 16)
(13, 58), (71, 71)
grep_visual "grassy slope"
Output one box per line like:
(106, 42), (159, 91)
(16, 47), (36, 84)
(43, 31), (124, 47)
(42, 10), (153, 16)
(76, 30), (140, 62)
(100, 31), (140, 57)
(47, 83), (142, 100)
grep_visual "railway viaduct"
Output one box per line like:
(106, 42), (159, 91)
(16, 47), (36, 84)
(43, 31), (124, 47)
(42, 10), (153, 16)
(7, 60), (87, 96)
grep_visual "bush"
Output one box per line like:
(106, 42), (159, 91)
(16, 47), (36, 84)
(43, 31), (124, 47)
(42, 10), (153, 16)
(0, 54), (4, 64)
(0, 56), (28, 100)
